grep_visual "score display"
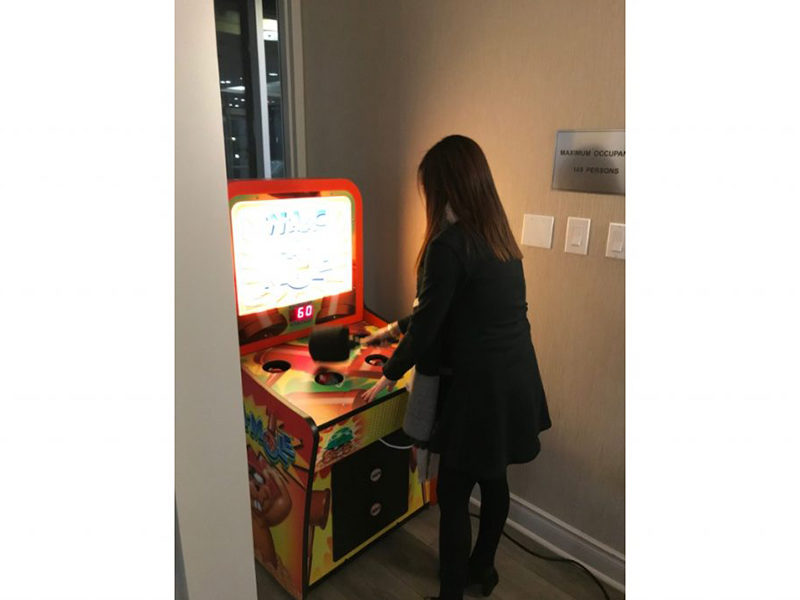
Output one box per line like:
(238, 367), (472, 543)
(291, 303), (314, 323)
(230, 195), (354, 316)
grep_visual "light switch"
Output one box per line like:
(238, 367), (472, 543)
(521, 214), (555, 249)
(564, 217), (591, 255)
(605, 223), (625, 259)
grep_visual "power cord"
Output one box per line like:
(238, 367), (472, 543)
(378, 438), (415, 450)
(468, 512), (610, 600)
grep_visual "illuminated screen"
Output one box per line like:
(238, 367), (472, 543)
(231, 195), (353, 316)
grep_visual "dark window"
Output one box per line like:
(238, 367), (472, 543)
(214, 0), (286, 179)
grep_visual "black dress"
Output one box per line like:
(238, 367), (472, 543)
(382, 223), (551, 478)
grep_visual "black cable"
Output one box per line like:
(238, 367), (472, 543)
(468, 512), (610, 600)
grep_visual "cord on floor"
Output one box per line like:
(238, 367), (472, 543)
(468, 512), (610, 600)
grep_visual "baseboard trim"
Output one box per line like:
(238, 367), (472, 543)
(470, 492), (625, 593)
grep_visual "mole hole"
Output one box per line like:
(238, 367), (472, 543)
(315, 371), (344, 386)
(365, 354), (388, 367)
(263, 360), (291, 373)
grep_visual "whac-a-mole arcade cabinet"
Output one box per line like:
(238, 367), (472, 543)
(227, 179), (428, 599)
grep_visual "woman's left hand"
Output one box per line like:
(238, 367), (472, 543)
(362, 376), (397, 403)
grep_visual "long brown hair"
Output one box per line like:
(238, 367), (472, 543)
(415, 135), (522, 273)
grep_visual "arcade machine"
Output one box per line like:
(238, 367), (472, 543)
(227, 179), (429, 600)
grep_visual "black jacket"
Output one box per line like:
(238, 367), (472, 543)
(383, 223), (551, 478)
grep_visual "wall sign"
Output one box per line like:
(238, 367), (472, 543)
(552, 130), (625, 195)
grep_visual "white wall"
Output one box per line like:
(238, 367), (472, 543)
(175, 0), (258, 598)
(301, 0), (625, 556)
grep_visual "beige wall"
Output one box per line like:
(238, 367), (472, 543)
(301, 0), (625, 551)
(175, 0), (258, 597)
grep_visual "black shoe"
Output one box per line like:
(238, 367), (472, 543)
(468, 565), (499, 597)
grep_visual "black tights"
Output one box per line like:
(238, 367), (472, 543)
(436, 464), (510, 600)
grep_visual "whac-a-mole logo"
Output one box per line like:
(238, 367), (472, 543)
(266, 208), (328, 237)
(320, 425), (357, 465)
(325, 426), (354, 451)
(244, 409), (296, 470)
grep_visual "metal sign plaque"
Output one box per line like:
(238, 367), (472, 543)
(552, 130), (625, 195)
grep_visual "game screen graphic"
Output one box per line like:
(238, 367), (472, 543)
(230, 195), (354, 317)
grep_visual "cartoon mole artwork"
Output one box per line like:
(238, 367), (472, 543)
(323, 426), (354, 462)
(247, 447), (292, 567)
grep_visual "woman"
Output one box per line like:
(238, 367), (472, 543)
(363, 135), (551, 600)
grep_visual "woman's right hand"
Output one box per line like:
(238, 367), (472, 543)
(361, 322), (399, 346)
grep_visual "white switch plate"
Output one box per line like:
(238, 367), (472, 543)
(564, 217), (591, 255)
(606, 222), (625, 259)
(521, 214), (555, 249)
